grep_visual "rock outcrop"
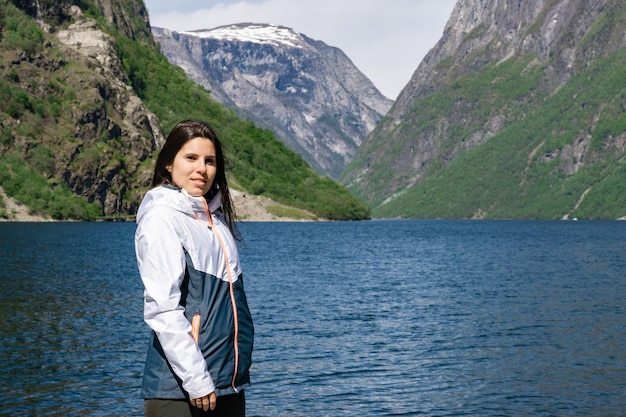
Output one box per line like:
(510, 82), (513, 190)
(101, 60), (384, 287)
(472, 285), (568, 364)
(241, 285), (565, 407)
(52, 6), (163, 214)
(3, 0), (162, 215)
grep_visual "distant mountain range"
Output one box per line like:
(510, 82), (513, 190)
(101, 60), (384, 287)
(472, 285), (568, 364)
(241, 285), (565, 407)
(152, 23), (393, 179)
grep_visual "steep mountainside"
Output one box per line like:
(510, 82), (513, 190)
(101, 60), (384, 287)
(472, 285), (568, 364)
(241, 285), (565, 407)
(152, 23), (393, 179)
(342, 0), (626, 220)
(0, 0), (370, 220)
(1, 0), (161, 217)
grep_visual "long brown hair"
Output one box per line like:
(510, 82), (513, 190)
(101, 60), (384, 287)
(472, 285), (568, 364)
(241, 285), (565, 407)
(152, 120), (241, 241)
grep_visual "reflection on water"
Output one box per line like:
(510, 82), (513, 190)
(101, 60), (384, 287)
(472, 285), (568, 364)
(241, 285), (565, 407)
(1, 220), (625, 416)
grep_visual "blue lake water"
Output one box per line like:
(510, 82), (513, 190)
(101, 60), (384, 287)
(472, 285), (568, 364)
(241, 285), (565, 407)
(0, 220), (624, 416)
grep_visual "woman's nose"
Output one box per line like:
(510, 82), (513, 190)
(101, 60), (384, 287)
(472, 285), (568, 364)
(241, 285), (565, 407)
(195, 161), (206, 173)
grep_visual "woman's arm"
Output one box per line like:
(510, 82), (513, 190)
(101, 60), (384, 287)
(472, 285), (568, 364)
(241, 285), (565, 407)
(135, 209), (215, 399)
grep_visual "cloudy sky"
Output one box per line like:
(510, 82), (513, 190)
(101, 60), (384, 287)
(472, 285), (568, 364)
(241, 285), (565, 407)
(142, 0), (457, 99)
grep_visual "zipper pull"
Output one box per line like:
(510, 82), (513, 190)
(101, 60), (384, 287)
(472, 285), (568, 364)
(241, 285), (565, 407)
(191, 314), (201, 344)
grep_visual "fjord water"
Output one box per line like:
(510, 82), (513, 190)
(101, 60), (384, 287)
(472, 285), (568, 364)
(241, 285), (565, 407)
(0, 220), (624, 417)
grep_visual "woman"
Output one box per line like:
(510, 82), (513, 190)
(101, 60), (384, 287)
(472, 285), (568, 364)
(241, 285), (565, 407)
(135, 120), (254, 417)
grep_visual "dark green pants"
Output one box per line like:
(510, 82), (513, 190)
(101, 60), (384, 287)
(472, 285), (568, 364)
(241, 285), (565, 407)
(144, 392), (245, 417)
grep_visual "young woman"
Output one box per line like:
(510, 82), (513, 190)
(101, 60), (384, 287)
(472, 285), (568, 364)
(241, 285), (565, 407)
(135, 120), (254, 417)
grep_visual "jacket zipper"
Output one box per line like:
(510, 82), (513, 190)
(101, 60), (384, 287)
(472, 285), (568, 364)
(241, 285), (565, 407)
(204, 200), (240, 392)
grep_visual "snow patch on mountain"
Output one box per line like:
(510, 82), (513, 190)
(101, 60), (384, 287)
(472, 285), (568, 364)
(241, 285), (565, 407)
(182, 23), (305, 49)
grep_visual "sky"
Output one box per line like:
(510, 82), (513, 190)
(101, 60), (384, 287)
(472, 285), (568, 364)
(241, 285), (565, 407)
(142, 0), (458, 100)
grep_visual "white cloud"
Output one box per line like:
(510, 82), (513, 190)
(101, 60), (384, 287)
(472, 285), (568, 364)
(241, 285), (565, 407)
(144, 0), (456, 99)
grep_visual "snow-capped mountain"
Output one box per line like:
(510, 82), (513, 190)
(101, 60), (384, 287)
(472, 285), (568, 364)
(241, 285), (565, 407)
(152, 23), (393, 179)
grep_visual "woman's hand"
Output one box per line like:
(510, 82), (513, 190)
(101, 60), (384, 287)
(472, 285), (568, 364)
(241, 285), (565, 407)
(191, 392), (217, 411)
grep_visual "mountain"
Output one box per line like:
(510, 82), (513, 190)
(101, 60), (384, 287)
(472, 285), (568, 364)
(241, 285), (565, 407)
(152, 23), (393, 179)
(1, 0), (161, 218)
(341, 0), (626, 220)
(0, 0), (370, 220)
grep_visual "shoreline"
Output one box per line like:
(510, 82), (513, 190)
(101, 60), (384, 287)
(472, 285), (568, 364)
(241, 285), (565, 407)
(0, 186), (316, 223)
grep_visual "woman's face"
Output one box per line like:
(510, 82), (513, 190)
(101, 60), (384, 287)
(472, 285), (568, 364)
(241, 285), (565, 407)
(167, 137), (217, 197)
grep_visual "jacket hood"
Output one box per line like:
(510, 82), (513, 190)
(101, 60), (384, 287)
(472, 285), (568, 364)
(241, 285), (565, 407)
(136, 185), (206, 224)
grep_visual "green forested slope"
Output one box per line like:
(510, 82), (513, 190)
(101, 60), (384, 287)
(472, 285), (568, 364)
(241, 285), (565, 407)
(373, 50), (626, 219)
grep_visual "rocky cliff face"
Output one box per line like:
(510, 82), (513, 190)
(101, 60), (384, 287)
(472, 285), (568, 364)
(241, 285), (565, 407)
(52, 5), (163, 214)
(2, 0), (162, 216)
(15, 0), (152, 39)
(152, 23), (393, 179)
(391, 0), (615, 115)
(342, 0), (626, 218)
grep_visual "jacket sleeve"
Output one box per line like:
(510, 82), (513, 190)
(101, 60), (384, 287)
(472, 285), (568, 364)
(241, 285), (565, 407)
(135, 209), (215, 399)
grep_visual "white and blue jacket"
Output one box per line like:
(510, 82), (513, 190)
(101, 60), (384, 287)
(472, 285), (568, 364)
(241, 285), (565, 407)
(135, 185), (253, 400)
